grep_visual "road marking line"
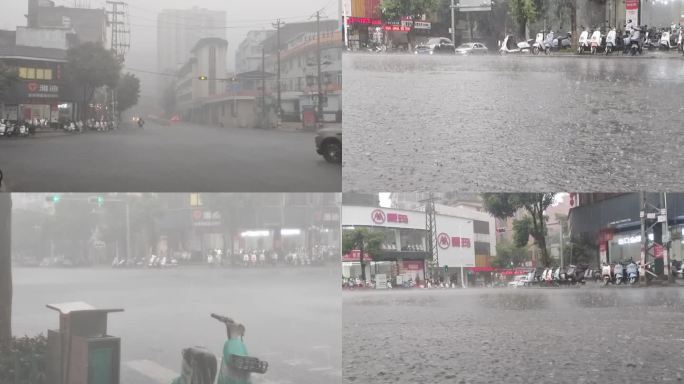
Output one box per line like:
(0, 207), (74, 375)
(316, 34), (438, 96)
(125, 360), (178, 384)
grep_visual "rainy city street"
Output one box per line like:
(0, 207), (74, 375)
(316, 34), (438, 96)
(343, 287), (684, 384)
(0, 121), (341, 192)
(343, 53), (684, 192)
(12, 266), (341, 384)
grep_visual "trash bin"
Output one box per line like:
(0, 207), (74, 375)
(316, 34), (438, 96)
(46, 302), (124, 384)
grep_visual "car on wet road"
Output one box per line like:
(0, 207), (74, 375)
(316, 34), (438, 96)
(455, 42), (489, 55)
(315, 125), (342, 163)
(415, 37), (455, 55)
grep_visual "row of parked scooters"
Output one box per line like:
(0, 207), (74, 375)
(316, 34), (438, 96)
(63, 119), (118, 133)
(111, 255), (179, 268)
(533, 264), (598, 286)
(500, 24), (683, 56)
(0, 119), (34, 137)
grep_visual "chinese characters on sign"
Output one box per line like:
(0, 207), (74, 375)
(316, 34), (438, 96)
(438, 233), (472, 249)
(27, 82), (59, 99)
(386, 213), (408, 223)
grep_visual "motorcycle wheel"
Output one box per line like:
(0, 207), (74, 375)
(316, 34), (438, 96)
(533, 46), (539, 55)
(591, 46), (596, 55)
(577, 46), (582, 54)
(602, 278), (609, 287)
(544, 48), (550, 55)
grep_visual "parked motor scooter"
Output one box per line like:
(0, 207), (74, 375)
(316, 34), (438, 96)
(626, 260), (639, 285)
(613, 263), (625, 285)
(577, 28), (590, 54)
(589, 29), (603, 54)
(209, 314), (268, 384)
(601, 263), (612, 286)
(605, 28), (617, 55)
(499, 34), (532, 55)
(532, 31), (548, 55)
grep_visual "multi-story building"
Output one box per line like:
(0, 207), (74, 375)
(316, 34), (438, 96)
(156, 8), (226, 77)
(235, 30), (274, 74)
(569, 193), (684, 268)
(27, 0), (107, 45)
(263, 20), (342, 122)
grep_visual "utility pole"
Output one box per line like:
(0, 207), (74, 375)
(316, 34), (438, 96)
(261, 47), (266, 126)
(450, 0), (456, 45)
(272, 19), (285, 117)
(106, 1), (129, 126)
(559, 221), (564, 268)
(316, 10), (323, 125)
(421, 194), (439, 281)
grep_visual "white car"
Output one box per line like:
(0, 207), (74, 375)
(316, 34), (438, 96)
(508, 275), (529, 288)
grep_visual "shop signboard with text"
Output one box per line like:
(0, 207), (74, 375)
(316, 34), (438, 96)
(342, 206), (476, 266)
(626, 0), (639, 25)
(435, 214), (476, 267)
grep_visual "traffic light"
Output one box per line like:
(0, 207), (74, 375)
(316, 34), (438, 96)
(97, 196), (104, 207)
(198, 75), (208, 80)
(46, 194), (62, 203)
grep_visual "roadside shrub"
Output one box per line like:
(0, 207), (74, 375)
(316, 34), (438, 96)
(0, 335), (47, 384)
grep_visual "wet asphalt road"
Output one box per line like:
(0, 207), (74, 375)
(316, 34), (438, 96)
(343, 53), (684, 192)
(0, 122), (340, 192)
(343, 286), (684, 384)
(12, 266), (341, 384)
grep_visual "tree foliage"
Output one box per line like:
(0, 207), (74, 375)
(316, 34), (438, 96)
(0, 63), (19, 94)
(380, 0), (438, 20)
(492, 239), (529, 268)
(508, 0), (537, 37)
(0, 194), (12, 344)
(65, 42), (122, 119)
(115, 73), (140, 115)
(482, 193), (555, 267)
(342, 227), (385, 280)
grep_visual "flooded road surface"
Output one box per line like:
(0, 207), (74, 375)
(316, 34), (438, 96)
(343, 54), (684, 191)
(343, 287), (684, 383)
(13, 266), (341, 384)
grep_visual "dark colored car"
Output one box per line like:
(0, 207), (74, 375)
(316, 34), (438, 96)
(455, 42), (489, 55)
(315, 126), (342, 163)
(415, 37), (455, 55)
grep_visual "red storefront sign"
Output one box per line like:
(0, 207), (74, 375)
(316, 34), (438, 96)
(437, 233), (472, 249)
(625, 0), (638, 10)
(402, 260), (423, 271)
(347, 17), (382, 25)
(382, 25), (411, 32)
(342, 250), (373, 262)
(370, 209), (408, 224)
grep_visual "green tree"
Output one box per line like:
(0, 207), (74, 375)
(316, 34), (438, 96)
(65, 42), (122, 120)
(0, 63), (19, 92)
(482, 193), (555, 267)
(380, 0), (438, 48)
(342, 227), (384, 281)
(115, 73), (140, 118)
(508, 0), (537, 37)
(492, 239), (529, 268)
(0, 194), (12, 344)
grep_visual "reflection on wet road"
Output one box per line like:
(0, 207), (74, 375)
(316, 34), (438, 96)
(343, 54), (684, 191)
(343, 287), (684, 383)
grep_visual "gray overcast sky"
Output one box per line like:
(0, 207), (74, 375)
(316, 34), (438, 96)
(0, 0), (339, 102)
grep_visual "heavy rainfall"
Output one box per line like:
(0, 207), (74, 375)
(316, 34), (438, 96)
(0, 193), (342, 384)
(342, 192), (684, 383)
(0, 0), (342, 192)
(341, 0), (684, 192)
